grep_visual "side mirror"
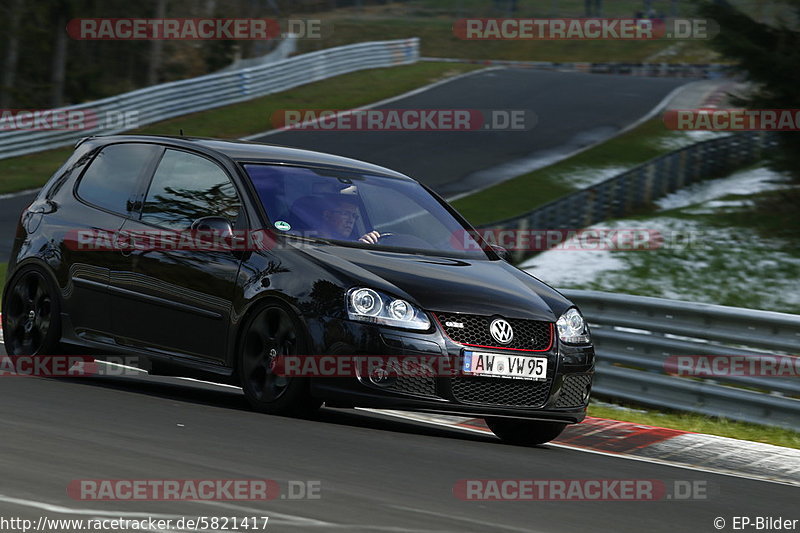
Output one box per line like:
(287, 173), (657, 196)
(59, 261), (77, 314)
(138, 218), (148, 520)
(191, 216), (235, 238)
(490, 244), (513, 262)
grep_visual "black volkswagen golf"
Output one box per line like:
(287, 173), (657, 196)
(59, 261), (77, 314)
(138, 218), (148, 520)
(2, 135), (594, 445)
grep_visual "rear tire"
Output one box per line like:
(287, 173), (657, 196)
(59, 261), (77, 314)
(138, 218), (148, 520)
(485, 417), (567, 446)
(2, 266), (62, 356)
(237, 301), (321, 417)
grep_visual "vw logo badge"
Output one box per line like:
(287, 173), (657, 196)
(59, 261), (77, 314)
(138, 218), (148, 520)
(489, 318), (514, 344)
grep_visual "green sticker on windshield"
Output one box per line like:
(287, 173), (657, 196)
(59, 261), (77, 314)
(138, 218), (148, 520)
(274, 221), (291, 231)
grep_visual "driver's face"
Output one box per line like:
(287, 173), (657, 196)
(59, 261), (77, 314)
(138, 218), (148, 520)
(324, 202), (359, 237)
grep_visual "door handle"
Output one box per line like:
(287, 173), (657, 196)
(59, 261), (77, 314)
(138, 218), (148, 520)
(114, 230), (133, 257)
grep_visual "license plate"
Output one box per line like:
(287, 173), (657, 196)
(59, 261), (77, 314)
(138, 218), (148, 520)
(462, 350), (547, 381)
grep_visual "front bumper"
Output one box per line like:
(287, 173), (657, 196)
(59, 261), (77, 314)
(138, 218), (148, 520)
(309, 319), (595, 423)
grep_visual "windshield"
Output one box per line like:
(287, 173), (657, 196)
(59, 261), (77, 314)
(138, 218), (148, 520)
(243, 163), (489, 259)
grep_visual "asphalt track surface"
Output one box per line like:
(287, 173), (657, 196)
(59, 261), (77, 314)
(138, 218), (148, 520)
(0, 343), (797, 533)
(0, 68), (687, 263)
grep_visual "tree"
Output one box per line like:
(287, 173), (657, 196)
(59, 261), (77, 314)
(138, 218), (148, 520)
(50, 0), (70, 108)
(0, 0), (25, 107)
(698, 0), (800, 184)
(147, 0), (168, 86)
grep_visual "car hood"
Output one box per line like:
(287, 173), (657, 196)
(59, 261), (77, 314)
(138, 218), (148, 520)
(294, 244), (572, 322)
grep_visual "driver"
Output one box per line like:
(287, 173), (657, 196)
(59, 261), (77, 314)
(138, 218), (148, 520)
(319, 195), (381, 244)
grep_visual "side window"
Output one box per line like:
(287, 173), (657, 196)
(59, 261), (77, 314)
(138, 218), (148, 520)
(140, 149), (240, 230)
(76, 143), (159, 214)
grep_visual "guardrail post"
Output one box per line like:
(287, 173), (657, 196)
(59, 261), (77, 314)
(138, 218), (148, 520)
(644, 162), (656, 204)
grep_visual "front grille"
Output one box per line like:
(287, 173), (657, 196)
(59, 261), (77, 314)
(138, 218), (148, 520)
(451, 376), (553, 408)
(434, 313), (552, 351)
(555, 374), (593, 407)
(386, 376), (438, 398)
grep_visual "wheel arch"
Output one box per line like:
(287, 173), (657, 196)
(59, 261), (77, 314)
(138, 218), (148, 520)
(227, 292), (315, 374)
(2, 258), (63, 310)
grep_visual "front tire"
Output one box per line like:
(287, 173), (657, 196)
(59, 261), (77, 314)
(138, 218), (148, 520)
(2, 267), (62, 356)
(237, 302), (321, 417)
(485, 417), (567, 446)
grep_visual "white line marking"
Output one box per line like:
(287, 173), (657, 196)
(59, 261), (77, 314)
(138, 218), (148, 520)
(389, 504), (544, 533)
(0, 188), (40, 201)
(95, 360), (147, 374)
(367, 410), (800, 487)
(194, 501), (458, 531)
(192, 500), (330, 527)
(0, 493), (181, 518)
(173, 377), (243, 390)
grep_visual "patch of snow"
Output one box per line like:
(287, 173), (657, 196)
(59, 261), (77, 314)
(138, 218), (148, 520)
(521, 247), (626, 286)
(682, 199), (754, 214)
(519, 214), (800, 314)
(656, 166), (793, 211)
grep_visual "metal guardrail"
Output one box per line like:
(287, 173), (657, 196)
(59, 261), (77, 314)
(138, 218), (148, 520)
(0, 38), (419, 160)
(562, 289), (800, 430)
(480, 131), (778, 264)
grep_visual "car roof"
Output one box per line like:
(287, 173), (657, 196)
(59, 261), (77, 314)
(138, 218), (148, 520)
(81, 134), (414, 181)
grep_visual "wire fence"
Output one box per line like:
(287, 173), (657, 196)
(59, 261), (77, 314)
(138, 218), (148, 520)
(477, 131), (777, 264)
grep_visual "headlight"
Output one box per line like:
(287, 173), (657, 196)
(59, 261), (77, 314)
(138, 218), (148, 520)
(556, 308), (591, 344)
(351, 288), (382, 316)
(346, 288), (430, 331)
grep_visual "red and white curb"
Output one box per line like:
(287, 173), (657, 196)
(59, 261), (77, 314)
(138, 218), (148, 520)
(369, 410), (800, 486)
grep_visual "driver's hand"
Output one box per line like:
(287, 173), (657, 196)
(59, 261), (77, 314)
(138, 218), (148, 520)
(358, 231), (381, 244)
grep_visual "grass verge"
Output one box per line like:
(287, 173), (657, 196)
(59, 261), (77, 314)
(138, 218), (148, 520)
(589, 401), (800, 449)
(0, 62), (480, 195)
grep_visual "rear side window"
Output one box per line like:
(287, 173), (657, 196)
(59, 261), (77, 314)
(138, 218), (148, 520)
(77, 143), (160, 215)
(140, 149), (240, 230)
